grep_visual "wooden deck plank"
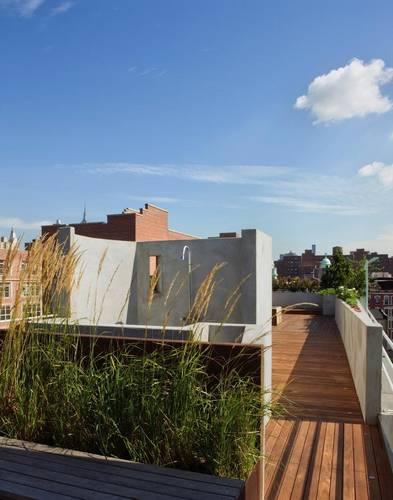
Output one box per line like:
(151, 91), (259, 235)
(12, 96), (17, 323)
(275, 420), (310, 499)
(329, 422), (343, 500)
(265, 419), (295, 497)
(317, 421), (335, 499)
(0, 447), (239, 500)
(0, 479), (77, 500)
(304, 421), (327, 499)
(0, 437), (243, 492)
(290, 420), (317, 500)
(353, 424), (369, 500)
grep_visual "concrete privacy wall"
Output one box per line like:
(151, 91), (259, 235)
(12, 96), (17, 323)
(58, 227), (272, 345)
(272, 291), (322, 311)
(335, 298), (383, 424)
(58, 228), (137, 324)
(134, 229), (272, 329)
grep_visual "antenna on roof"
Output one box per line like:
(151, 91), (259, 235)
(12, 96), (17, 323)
(81, 203), (87, 224)
(9, 226), (17, 245)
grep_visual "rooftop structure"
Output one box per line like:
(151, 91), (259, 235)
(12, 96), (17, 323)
(42, 203), (198, 243)
(55, 225), (272, 332)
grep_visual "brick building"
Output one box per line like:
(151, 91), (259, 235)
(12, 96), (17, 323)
(42, 204), (198, 242)
(0, 229), (40, 330)
(369, 278), (393, 339)
(275, 245), (393, 279)
(275, 252), (301, 278)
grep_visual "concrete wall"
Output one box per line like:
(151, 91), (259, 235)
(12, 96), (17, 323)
(59, 227), (137, 324)
(335, 298), (383, 424)
(58, 228), (272, 343)
(272, 291), (322, 311)
(132, 229), (272, 330)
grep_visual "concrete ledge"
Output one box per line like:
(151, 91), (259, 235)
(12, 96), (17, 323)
(335, 299), (382, 424)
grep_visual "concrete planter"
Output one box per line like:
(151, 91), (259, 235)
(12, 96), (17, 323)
(322, 294), (336, 316)
(272, 291), (322, 311)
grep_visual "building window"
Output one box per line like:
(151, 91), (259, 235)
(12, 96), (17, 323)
(21, 261), (28, 272)
(0, 260), (4, 276)
(22, 282), (40, 297)
(23, 303), (41, 318)
(0, 282), (11, 298)
(374, 295), (381, 304)
(149, 256), (160, 294)
(0, 305), (11, 321)
(384, 295), (390, 306)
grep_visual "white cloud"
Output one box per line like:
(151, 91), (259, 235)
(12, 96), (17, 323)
(0, 217), (51, 230)
(358, 161), (393, 187)
(50, 1), (73, 16)
(0, 0), (45, 16)
(295, 58), (393, 123)
(84, 163), (291, 185)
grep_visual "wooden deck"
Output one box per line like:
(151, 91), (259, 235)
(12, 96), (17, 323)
(0, 437), (245, 500)
(266, 313), (393, 499)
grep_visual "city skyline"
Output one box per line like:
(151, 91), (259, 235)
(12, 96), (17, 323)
(0, 1), (392, 257)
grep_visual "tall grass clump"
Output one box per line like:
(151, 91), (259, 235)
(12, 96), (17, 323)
(0, 234), (278, 480)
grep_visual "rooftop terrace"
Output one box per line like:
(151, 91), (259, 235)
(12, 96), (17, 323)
(0, 312), (391, 498)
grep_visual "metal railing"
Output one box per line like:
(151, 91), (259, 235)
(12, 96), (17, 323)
(382, 329), (393, 413)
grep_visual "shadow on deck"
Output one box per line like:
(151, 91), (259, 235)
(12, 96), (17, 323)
(266, 313), (393, 499)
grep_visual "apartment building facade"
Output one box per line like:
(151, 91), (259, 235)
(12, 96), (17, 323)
(369, 278), (393, 339)
(0, 230), (41, 330)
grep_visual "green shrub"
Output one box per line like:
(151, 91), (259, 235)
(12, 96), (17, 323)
(273, 277), (320, 292)
(319, 286), (359, 307)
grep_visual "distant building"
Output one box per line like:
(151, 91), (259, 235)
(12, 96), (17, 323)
(275, 244), (393, 279)
(42, 204), (198, 242)
(275, 252), (301, 278)
(0, 228), (40, 330)
(369, 278), (393, 339)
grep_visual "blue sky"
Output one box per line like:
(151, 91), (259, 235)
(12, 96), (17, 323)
(0, 0), (392, 257)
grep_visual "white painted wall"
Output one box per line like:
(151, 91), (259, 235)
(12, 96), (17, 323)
(335, 299), (382, 424)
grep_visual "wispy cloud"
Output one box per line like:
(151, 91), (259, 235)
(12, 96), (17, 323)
(0, 217), (51, 230)
(79, 161), (388, 216)
(127, 66), (167, 78)
(50, 1), (73, 16)
(0, 0), (45, 16)
(295, 58), (393, 123)
(84, 163), (291, 185)
(128, 195), (180, 204)
(249, 196), (367, 216)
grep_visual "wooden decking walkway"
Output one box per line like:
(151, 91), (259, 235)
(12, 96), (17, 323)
(266, 313), (393, 499)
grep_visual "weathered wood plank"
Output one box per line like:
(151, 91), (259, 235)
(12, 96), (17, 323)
(0, 447), (240, 500)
